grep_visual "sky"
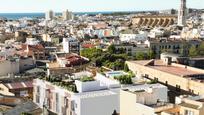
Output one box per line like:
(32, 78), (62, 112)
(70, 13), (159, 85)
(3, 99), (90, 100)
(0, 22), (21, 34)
(0, 0), (203, 13)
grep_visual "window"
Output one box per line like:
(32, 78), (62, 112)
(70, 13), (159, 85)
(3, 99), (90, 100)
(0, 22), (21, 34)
(37, 86), (40, 93)
(165, 81), (168, 86)
(176, 85), (181, 92)
(71, 101), (75, 111)
(20, 90), (28, 97)
(185, 110), (194, 115)
(36, 95), (40, 103)
(56, 93), (59, 112)
(64, 98), (69, 108)
(46, 89), (50, 97)
(145, 74), (149, 78)
(154, 77), (158, 81)
(75, 103), (77, 108)
(61, 106), (66, 115)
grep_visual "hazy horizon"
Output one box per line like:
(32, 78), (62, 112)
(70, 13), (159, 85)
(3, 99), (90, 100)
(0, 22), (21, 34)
(0, 0), (203, 13)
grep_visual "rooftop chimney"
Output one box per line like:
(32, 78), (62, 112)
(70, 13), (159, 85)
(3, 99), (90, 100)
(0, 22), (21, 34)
(163, 57), (172, 66)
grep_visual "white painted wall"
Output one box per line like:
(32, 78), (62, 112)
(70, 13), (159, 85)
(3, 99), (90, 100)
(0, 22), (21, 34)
(26, 38), (39, 45)
(135, 103), (156, 115)
(120, 33), (148, 42)
(63, 37), (79, 53)
(75, 80), (102, 93)
(120, 84), (168, 115)
(95, 73), (120, 88)
(74, 92), (119, 115)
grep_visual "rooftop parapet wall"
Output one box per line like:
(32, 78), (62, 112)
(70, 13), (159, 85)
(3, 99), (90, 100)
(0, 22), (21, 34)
(171, 63), (204, 74)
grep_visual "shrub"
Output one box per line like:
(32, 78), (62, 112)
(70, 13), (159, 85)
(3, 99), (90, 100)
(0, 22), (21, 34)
(114, 75), (132, 84)
(80, 76), (94, 82)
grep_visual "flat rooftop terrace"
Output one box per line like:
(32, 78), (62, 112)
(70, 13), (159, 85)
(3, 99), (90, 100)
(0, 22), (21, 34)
(75, 90), (117, 99)
(130, 60), (204, 77)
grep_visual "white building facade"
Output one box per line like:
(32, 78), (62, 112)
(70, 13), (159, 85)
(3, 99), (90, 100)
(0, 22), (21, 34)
(63, 37), (80, 54)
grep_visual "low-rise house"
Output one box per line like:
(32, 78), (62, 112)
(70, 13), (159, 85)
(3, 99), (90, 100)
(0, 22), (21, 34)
(47, 53), (89, 76)
(3, 101), (42, 115)
(160, 52), (184, 63)
(161, 95), (204, 115)
(114, 43), (149, 56)
(0, 56), (36, 76)
(26, 38), (40, 46)
(120, 84), (172, 115)
(54, 53), (89, 68)
(149, 28), (165, 38)
(145, 39), (201, 57)
(0, 57), (19, 76)
(119, 32), (148, 42)
(176, 95), (204, 115)
(0, 80), (33, 98)
(21, 44), (45, 60)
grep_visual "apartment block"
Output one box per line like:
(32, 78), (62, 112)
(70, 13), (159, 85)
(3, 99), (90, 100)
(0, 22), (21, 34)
(63, 37), (80, 54)
(33, 71), (121, 115)
(126, 57), (204, 95)
(120, 84), (173, 115)
(162, 95), (204, 115)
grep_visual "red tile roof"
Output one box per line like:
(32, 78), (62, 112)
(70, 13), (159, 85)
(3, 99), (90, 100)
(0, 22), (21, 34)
(4, 81), (33, 89)
(9, 82), (24, 89)
(23, 81), (33, 88)
(21, 44), (44, 51)
(64, 55), (88, 67)
(82, 44), (95, 48)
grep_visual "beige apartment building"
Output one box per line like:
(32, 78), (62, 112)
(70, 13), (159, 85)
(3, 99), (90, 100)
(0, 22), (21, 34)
(126, 58), (204, 95)
(120, 82), (204, 115)
(162, 95), (204, 115)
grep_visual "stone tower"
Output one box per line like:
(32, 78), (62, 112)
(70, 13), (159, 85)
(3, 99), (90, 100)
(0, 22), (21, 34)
(178, 0), (187, 26)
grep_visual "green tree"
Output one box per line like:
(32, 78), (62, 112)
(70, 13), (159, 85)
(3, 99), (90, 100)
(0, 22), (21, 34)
(80, 48), (102, 60)
(124, 63), (129, 72)
(114, 75), (132, 84)
(198, 42), (204, 56)
(147, 50), (155, 59)
(189, 45), (198, 57)
(80, 76), (94, 82)
(108, 44), (116, 54)
(179, 41), (189, 56)
(135, 52), (145, 60)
